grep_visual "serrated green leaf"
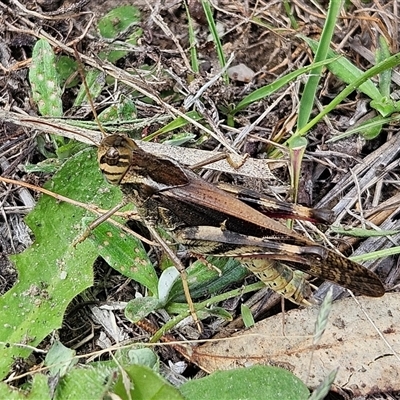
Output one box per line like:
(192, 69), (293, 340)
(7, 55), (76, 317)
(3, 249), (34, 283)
(29, 39), (63, 117)
(0, 154), (97, 379)
(180, 365), (309, 400)
(0, 148), (157, 379)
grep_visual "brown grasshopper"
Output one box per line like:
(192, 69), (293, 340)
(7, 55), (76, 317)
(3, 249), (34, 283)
(98, 134), (385, 305)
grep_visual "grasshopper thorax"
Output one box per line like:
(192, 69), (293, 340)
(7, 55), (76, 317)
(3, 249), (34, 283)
(98, 134), (138, 185)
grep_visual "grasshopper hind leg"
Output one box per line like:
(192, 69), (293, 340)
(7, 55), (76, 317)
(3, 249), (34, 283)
(240, 259), (315, 306)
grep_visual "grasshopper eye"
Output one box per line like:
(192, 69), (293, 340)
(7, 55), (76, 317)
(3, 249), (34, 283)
(103, 147), (120, 166)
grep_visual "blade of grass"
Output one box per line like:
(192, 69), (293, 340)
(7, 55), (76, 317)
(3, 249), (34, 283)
(202, 0), (228, 84)
(283, 0), (298, 29)
(184, 0), (199, 73)
(327, 113), (400, 142)
(350, 246), (400, 263)
(376, 35), (392, 98)
(297, 0), (344, 130)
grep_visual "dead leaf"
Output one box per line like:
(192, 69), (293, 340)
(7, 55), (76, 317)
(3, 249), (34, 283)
(192, 293), (400, 396)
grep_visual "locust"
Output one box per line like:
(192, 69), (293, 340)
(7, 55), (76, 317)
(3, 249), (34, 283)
(98, 134), (385, 306)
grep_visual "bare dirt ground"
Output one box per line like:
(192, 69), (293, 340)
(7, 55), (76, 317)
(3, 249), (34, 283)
(1, 0), (400, 398)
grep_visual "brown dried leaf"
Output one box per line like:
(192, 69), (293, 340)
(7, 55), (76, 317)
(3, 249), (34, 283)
(192, 294), (400, 396)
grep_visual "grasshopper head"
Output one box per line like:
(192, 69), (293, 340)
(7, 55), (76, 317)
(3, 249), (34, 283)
(98, 134), (137, 185)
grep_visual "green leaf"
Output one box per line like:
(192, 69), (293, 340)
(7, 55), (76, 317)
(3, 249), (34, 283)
(202, 0), (227, 83)
(125, 297), (163, 323)
(45, 341), (78, 378)
(376, 35), (392, 98)
(241, 304), (255, 327)
(73, 70), (105, 107)
(56, 139), (88, 160)
(158, 267), (180, 303)
(121, 348), (159, 370)
(331, 226), (399, 237)
(180, 365), (309, 400)
(162, 132), (196, 146)
(97, 5), (143, 63)
(29, 39), (63, 117)
(358, 115), (384, 140)
(145, 111), (201, 142)
(350, 246), (400, 263)
(113, 365), (184, 400)
(207, 306), (233, 321)
(0, 374), (50, 399)
(56, 55), (79, 88)
(53, 363), (117, 399)
(168, 257), (248, 303)
(98, 97), (137, 124)
(297, 0), (343, 130)
(370, 97), (400, 118)
(0, 148), (157, 379)
(90, 221), (158, 295)
(23, 158), (63, 174)
(184, 0), (199, 73)
(98, 5), (141, 38)
(0, 152), (98, 379)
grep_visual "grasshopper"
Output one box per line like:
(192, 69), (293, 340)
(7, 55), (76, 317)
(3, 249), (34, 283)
(98, 134), (385, 305)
